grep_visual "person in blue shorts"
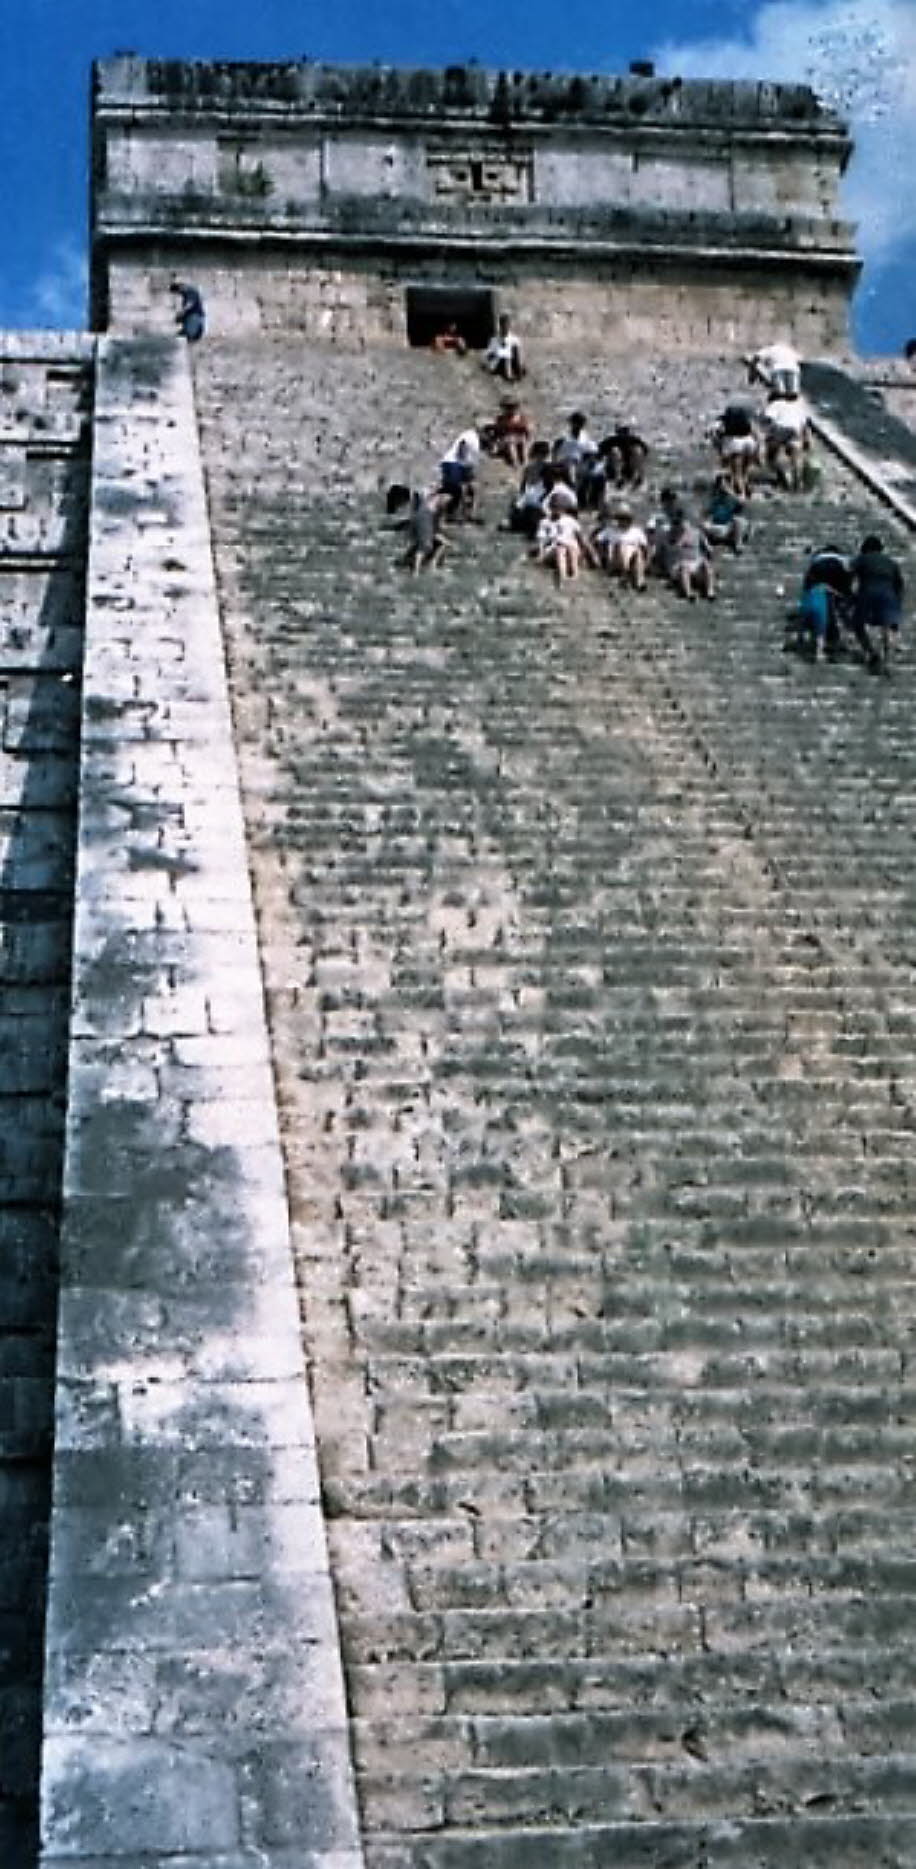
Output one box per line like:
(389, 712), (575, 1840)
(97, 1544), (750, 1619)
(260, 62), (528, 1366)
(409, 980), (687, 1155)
(850, 534), (905, 672)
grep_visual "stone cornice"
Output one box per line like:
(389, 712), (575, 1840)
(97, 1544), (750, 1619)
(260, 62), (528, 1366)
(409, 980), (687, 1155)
(91, 219), (862, 276)
(93, 57), (849, 140)
(94, 100), (852, 160)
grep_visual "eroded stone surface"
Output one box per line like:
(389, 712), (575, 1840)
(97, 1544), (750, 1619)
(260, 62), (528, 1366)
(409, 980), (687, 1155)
(0, 339), (90, 1868)
(40, 337), (363, 1869)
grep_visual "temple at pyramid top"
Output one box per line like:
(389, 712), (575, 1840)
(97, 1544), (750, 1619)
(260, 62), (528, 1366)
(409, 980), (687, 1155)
(90, 55), (860, 352)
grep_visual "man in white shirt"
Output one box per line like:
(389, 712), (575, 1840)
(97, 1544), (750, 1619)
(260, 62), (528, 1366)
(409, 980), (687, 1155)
(484, 313), (524, 381)
(439, 425), (481, 518)
(750, 340), (802, 396)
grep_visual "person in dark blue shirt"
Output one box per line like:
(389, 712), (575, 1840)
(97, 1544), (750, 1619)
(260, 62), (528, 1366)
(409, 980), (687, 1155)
(850, 534), (905, 672)
(169, 280), (206, 343)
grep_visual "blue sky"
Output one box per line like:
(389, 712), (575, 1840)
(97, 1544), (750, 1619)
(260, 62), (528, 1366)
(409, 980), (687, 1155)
(1, 0), (913, 352)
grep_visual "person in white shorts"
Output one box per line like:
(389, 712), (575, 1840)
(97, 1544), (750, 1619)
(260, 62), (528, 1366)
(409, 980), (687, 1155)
(534, 509), (597, 584)
(763, 389), (811, 491)
(593, 504), (649, 590)
(714, 402), (759, 498)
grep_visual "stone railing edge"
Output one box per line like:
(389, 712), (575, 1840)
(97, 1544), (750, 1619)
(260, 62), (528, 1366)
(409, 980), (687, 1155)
(39, 331), (365, 1869)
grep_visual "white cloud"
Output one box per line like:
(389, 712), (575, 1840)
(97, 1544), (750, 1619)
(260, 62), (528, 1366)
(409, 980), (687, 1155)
(652, 0), (916, 266)
(26, 239), (88, 331)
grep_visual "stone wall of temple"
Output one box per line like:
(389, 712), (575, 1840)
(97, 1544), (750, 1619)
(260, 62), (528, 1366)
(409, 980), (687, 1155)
(91, 57), (860, 353)
(104, 247), (852, 355)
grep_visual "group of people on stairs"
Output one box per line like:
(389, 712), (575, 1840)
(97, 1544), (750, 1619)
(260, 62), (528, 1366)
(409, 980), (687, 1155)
(387, 327), (907, 674)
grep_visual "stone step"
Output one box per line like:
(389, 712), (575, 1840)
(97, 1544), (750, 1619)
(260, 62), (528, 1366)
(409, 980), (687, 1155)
(331, 1550), (916, 1619)
(357, 1748), (916, 1830)
(339, 1584), (916, 1669)
(347, 1645), (916, 1716)
(357, 1346), (909, 1395)
(323, 1456), (916, 1527)
(362, 1812), (916, 1867)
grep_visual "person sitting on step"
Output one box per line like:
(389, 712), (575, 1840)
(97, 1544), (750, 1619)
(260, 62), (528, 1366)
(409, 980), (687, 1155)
(432, 322), (467, 355)
(552, 412), (598, 500)
(507, 441), (551, 536)
(544, 465), (579, 517)
(601, 421), (650, 495)
(485, 397), (533, 468)
(483, 312), (524, 381)
(533, 508), (598, 585)
(701, 475), (749, 555)
(664, 508), (716, 602)
(646, 485), (689, 579)
(592, 501), (649, 590)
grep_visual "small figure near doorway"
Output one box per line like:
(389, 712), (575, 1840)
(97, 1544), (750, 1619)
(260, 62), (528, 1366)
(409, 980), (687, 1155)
(431, 323), (467, 355)
(170, 279), (206, 343)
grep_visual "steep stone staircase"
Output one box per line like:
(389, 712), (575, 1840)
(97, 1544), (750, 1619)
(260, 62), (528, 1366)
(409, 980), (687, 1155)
(0, 341), (89, 1867)
(195, 336), (916, 1868)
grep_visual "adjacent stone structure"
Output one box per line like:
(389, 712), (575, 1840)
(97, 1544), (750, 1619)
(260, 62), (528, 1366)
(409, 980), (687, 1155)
(0, 334), (90, 1868)
(91, 56), (859, 352)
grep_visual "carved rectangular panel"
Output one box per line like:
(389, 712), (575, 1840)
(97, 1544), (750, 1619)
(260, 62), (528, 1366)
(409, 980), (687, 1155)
(426, 146), (533, 202)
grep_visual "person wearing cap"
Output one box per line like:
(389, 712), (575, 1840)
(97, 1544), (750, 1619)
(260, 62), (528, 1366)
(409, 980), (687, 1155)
(593, 502), (649, 590)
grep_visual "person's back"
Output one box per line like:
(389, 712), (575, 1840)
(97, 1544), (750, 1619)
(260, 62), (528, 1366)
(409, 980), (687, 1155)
(707, 484), (740, 527)
(547, 477), (579, 516)
(721, 403), (754, 438)
(170, 279), (205, 342)
(804, 546), (851, 598)
(440, 425), (481, 517)
(765, 392), (808, 435)
(850, 534), (904, 669)
(751, 340), (801, 395)
(852, 544), (903, 595)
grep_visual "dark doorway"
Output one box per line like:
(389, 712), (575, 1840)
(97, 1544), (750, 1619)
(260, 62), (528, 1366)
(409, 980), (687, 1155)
(406, 285), (496, 350)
